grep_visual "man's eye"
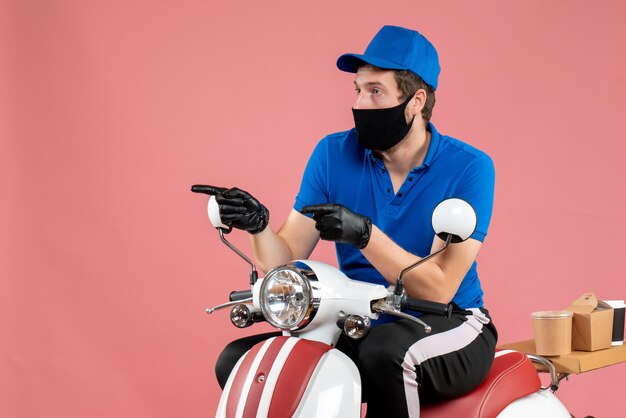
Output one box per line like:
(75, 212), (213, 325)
(373, 88), (382, 95)
(355, 88), (361, 94)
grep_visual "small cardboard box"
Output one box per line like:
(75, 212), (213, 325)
(565, 293), (614, 351)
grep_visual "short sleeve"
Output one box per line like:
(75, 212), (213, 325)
(454, 154), (495, 242)
(294, 139), (330, 212)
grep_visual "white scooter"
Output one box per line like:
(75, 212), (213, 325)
(193, 189), (572, 418)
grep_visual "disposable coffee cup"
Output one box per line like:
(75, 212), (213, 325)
(605, 300), (625, 346)
(531, 311), (574, 356)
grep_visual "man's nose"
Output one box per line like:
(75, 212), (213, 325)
(353, 93), (368, 109)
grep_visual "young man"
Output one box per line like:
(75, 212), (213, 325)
(197, 25), (497, 417)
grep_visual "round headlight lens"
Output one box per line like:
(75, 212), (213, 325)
(260, 267), (312, 330)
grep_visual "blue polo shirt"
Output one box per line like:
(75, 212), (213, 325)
(294, 123), (495, 309)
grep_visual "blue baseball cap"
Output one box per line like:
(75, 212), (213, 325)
(337, 25), (441, 90)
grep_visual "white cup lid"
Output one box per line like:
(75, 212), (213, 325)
(531, 310), (574, 319)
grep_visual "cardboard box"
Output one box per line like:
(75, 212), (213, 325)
(498, 339), (626, 374)
(565, 293), (614, 351)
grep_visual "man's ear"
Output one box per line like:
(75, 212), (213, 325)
(409, 89), (427, 117)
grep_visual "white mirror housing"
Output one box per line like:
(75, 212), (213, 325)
(431, 198), (477, 243)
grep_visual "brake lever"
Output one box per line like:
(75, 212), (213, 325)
(371, 300), (432, 333)
(206, 297), (254, 314)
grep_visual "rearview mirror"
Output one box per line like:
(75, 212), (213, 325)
(431, 198), (477, 243)
(208, 196), (229, 229)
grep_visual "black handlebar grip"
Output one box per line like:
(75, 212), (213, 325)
(229, 290), (253, 302)
(401, 297), (453, 318)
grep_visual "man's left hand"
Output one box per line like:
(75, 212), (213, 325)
(300, 204), (372, 249)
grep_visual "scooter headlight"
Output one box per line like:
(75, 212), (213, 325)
(259, 265), (316, 330)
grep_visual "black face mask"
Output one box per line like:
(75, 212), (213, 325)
(352, 95), (415, 152)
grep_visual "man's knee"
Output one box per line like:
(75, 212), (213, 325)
(357, 325), (410, 374)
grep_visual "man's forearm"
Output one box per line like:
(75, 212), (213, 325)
(248, 209), (320, 274)
(249, 227), (295, 274)
(361, 226), (456, 303)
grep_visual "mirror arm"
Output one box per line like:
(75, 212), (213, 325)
(218, 228), (258, 286)
(394, 234), (453, 299)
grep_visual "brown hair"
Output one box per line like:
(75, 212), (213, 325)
(394, 70), (436, 121)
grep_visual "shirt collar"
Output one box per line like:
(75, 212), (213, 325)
(421, 122), (440, 169)
(365, 122), (441, 170)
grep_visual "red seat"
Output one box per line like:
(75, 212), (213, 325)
(421, 350), (541, 418)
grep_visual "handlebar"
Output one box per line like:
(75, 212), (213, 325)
(229, 290), (253, 302)
(400, 297), (454, 318)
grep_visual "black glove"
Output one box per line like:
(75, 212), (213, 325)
(191, 185), (269, 234)
(300, 204), (372, 249)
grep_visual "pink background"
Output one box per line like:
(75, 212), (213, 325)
(2, 0), (626, 416)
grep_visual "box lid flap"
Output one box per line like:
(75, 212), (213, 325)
(566, 292), (598, 314)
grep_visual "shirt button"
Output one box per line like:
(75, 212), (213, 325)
(387, 188), (391, 193)
(398, 193), (403, 198)
(408, 177), (413, 182)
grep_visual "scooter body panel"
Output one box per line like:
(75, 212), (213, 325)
(292, 348), (361, 417)
(215, 336), (361, 418)
(497, 389), (571, 417)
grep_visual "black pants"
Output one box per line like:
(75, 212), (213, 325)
(215, 308), (497, 418)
